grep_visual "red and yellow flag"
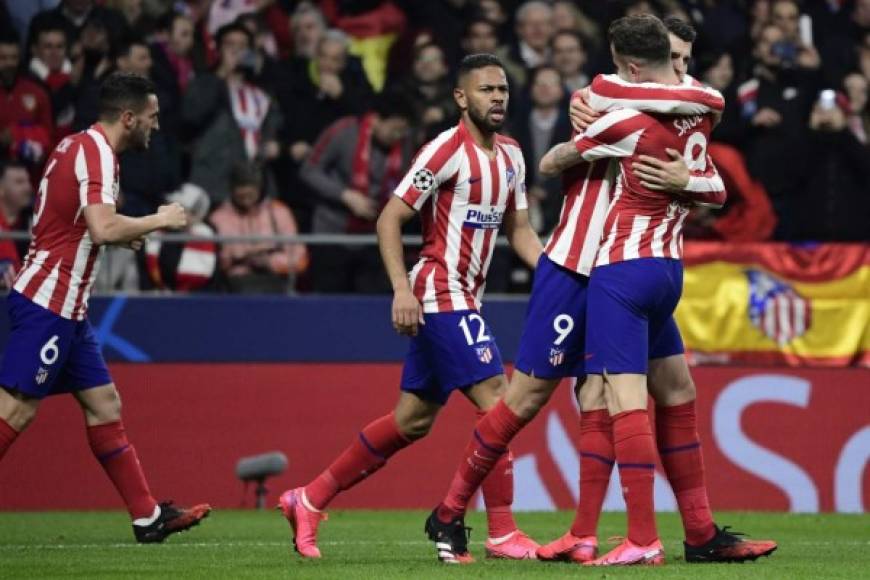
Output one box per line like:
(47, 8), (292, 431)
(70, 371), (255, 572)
(678, 242), (870, 366)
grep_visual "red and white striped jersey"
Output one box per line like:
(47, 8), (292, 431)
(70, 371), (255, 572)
(572, 108), (723, 266)
(13, 124), (119, 320)
(394, 120), (527, 313)
(545, 75), (725, 275)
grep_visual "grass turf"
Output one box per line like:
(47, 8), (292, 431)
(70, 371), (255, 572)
(0, 510), (867, 579)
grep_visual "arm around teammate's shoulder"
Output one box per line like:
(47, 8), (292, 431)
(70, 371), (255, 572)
(84, 202), (187, 246)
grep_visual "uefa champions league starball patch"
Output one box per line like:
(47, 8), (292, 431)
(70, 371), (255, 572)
(412, 168), (435, 193)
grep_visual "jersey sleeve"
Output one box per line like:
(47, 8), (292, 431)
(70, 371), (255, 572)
(393, 132), (459, 211)
(683, 155), (727, 208)
(74, 137), (116, 208)
(587, 74), (725, 116)
(511, 153), (529, 211)
(573, 109), (649, 162)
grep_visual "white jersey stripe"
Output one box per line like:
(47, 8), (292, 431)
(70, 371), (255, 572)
(623, 215), (650, 260)
(74, 144), (89, 207)
(650, 212), (671, 258)
(33, 260), (62, 311)
(669, 212), (687, 258)
(87, 129), (116, 205)
(13, 250), (49, 294)
(60, 234), (93, 318)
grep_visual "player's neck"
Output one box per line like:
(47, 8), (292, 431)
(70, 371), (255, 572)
(463, 117), (496, 153)
(97, 121), (125, 153)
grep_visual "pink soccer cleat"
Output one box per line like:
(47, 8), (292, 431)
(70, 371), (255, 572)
(278, 488), (327, 558)
(584, 537), (665, 566)
(484, 529), (540, 560)
(536, 532), (598, 563)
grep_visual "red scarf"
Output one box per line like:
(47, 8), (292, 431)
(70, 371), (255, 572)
(348, 113), (404, 233)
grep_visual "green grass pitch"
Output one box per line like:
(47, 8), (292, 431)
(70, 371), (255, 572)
(0, 510), (867, 579)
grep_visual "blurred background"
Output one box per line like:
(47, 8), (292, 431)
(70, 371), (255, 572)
(0, 1), (866, 514)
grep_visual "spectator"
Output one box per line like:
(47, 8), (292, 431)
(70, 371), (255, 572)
(300, 91), (413, 293)
(0, 161), (33, 287)
(210, 162), (308, 294)
(144, 183), (218, 292)
(28, 23), (77, 139)
(290, 1), (326, 59)
(552, 0), (603, 53)
(738, 22), (821, 239)
(698, 51), (746, 146)
(28, 0), (129, 50)
(551, 29), (589, 93)
(770, 0), (822, 72)
(106, 0), (154, 38)
(390, 42), (456, 144)
(182, 22), (283, 205)
(460, 18), (500, 58)
(272, 27), (374, 231)
(150, 11), (195, 102)
(496, 1), (555, 89)
(510, 65), (571, 234)
(844, 71), (869, 143)
(790, 95), (870, 241)
(0, 30), (53, 177)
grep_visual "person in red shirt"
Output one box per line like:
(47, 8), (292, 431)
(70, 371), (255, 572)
(0, 30), (54, 176)
(0, 161), (32, 288)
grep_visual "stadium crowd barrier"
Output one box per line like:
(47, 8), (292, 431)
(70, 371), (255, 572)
(1, 282), (867, 513)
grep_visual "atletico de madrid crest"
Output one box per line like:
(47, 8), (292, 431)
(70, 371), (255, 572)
(476, 345), (494, 364)
(746, 269), (811, 346)
(35, 367), (49, 385)
(549, 347), (565, 366)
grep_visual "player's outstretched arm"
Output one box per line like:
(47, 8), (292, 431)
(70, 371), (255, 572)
(84, 203), (187, 245)
(503, 208), (542, 269)
(539, 141), (583, 177)
(376, 196), (423, 337)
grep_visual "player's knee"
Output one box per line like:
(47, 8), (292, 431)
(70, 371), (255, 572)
(659, 376), (696, 406)
(399, 414), (435, 440)
(0, 388), (40, 431)
(86, 387), (122, 424)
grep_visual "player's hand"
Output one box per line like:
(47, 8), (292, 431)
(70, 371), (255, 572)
(157, 202), (188, 230)
(752, 107), (782, 128)
(569, 88), (600, 132)
(392, 288), (424, 337)
(632, 148), (690, 192)
(319, 73), (343, 99)
(341, 189), (378, 220)
(127, 236), (146, 251)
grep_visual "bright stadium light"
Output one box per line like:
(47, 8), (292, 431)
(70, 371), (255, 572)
(236, 452), (288, 509)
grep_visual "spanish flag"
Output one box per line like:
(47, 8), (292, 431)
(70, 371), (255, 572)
(678, 242), (870, 367)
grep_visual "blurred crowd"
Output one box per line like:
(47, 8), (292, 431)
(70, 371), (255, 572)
(0, 0), (868, 295)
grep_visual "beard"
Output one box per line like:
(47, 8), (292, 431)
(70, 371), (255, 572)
(467, 103), (504, 133)
(128, 124), (151, 151)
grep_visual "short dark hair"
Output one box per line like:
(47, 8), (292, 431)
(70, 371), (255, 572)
(113, 36), (149, 62)
(663, 16), (697, 43)
(608, 15), (671, 66)
(32, 22), (67, 45)
(552, 29), (586, 50)
(527, 63), (562, 87)
(229, 160), (263, 190)
(462, 18), (497, 39)
(156, 10), (190, 33)
(372, 89), (415, 122)
(457, 53), (505, 83)
(98, 72), (156, 121)
(215, 22), (253, 49)
(0, 159), (27, 179)
(0, 27), (20, 47)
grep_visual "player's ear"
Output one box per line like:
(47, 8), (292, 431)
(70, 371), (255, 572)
(628, 61), (641, 82)
(453, 86), (467, 111)
(120, 109), (136, 129)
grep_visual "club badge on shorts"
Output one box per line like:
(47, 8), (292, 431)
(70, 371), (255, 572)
(476, 345), (494, 364)
(549, 347), (565, 366)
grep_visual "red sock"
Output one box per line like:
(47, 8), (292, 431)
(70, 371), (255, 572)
(571, 409), (614, 538)
(477, 410), (517, 538)
(0, 418), (18, 461)
(437, 400), (527, 522)
(304, 413), (411, 510)
(613, 410), (658, 546)
(657, 401), (715, 546)
(86, 421), (158, 520)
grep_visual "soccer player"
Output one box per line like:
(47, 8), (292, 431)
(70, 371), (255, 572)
(538, 16), (778, 565)
(424, 17), (774, 566)
(0, 72), (211, 543)
(277, 54), (544, 562)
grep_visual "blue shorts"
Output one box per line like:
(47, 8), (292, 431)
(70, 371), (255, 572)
(400, 310), (504, 405)
(585, 258), (685, 375)
(515, 254), (589, 379)
(0, 291), (112, 399)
